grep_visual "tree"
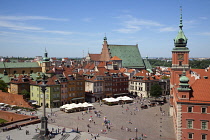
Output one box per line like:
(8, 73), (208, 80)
(0, 80), (7, 92)
(161, 75), (170, 79)
(150, 83), (162, 98)
(20, 89), (30, 99)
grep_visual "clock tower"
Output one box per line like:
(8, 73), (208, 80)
(171, 7), (190, 87)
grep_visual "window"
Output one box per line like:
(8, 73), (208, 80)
(201, 107), (207, 113)
(188, 133), (193, 139)
(182, 95), (186, 98)
(201, 134), (207, 140)
(188, 106), (193, 113)
(187, 120), (193, 129)
(179, 61), (182, 66)
(201, 121), (208, 130)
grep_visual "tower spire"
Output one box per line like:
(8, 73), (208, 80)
(179, 6), (183, 29)
(174, 5), (188, 47)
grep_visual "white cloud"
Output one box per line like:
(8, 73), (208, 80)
(0, 21), (74, 35)
(114, 14), (163, 33)
(82, 17), (93, 22)
(114, 28), (141, 33)
(42, 30), (74, 35)
(0, 20), (42, 31)
(159, 27), (177, 32)
(0, 16), (68, 21)
(199, 17), (208, 20)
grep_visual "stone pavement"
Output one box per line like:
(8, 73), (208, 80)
(0, 98), (175, 140)
(47, 98), (175, 140)
(0, 122), (115, 140)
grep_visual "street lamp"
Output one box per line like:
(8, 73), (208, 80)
(135, 128), (138, 140)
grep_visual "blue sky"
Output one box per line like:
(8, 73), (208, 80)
(0, 0), (209, 58)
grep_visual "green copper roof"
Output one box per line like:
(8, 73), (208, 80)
(0, 62), (40, 68)
(179, 75), (189, 82)
(179, 71), (189, 82)
(0, 74), (11, 83)
(177, 70), (191, 91)
(43, 49), (50, 61)
(174, 7), (188, 47)
(108, 44), (145, 68)
(172, 47), (190, 52)
(143, 58), (152, 70)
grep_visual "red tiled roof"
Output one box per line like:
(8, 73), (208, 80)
(127, 69), (135, 73)
(89, 63), (95, 70)
(98, 62), (106, 68)
(45, 75), (59, 85)
(119, 68), (126, 73)
(46, 69), (55, 74)
(190, 69), (210, 79)
(135, 70), (148, 76)
(78, 70), (84, 75)
(189, 79), (210, 102)
(110, 56), (122, 60)
(89, 54), (101, 61)
(10, 75), (32, 84)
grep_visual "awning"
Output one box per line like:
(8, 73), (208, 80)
(114, 93), (128, 96)
(53, 100), (60, 103)
(71, 97), (85, 101)
(32, 102), (38, 105)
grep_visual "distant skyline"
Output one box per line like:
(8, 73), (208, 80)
(0, 0), (210, 58)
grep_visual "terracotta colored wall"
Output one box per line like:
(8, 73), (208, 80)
(0, 90), (33, 108)
(0, 110), (31, 122)
(181, 104), (210, 140)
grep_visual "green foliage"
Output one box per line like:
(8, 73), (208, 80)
(161, 76), (170, 79)
(189, 59), (210, 69)
(150, 84), (162, 98)
(20, 89), (30, 98)
(148, 59), (172, 67)
(0, 118), (7, 123)
(148, 59), (210, 69)
(0, 80), (7, 92)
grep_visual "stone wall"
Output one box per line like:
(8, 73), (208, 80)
(0, 110), (31, 122)
(0, 90), (33, 108)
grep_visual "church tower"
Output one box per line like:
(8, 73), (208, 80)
(41, 49), (50, 73)
(99, 36), (111, 62)
(171, 7), (190, 87)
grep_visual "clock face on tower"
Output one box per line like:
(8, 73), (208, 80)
(178, 54), (184, 60)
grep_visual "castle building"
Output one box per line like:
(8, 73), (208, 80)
(85, 37), (151, 70)
(170, 8), (210, 140)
